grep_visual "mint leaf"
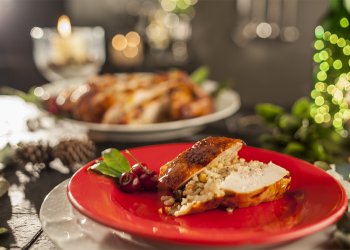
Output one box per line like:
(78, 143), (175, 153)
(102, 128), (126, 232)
(102, 148), (130, 173)
(88, 148), (132, 178)
(89, 160), (122, 178)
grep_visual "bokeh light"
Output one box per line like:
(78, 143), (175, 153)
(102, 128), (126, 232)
(256, 22), (272, 39)
(315, 96), (325, 106)
(111, 31), (143, 63)
(319, 50), (329, 60)
(315, 25), (324, 39)
(312, 24), (350, 132)
(330, 34), (338, 44)
(112, 34), (127, 51)
(315, 82), (326, 91)
(30, 27), (44, 39)
(313, 53), (322, 63)
(333, 59), (343, 69)
(323, 31), (331, 41)
(340, 17), (349, 28)
(317, 71), (327, 81)
(320, 62), (329, 71)
(337, 37), (346, 47)
(125, 32), (141, 47)
(314, 40), (324, 50)
(123, 46), (139, 58)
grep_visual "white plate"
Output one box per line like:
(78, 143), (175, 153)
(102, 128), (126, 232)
(41, 76), (241, 142)
(39, 180), (335, 250)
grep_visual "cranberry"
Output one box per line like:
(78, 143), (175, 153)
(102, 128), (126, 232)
(118, 172), (141, 193)
(131, 163), (147, 176)
(140, 162), (148, 168)
(140, 172), (158, 191)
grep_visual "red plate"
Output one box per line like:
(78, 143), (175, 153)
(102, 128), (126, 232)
(67, 144), (347, 246)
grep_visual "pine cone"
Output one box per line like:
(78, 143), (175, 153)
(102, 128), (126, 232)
(53, 139), (96, 169)
(15, 141), (53, 166)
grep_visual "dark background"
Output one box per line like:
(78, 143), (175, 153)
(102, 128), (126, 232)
(0, 0), (328, 111)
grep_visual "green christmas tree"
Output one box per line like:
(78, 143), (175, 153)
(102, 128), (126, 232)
(254, 0), (350, 164)
(311, 0), (350, 136)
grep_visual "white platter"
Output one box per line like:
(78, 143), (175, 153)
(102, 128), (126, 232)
(39, 180), (335, 250)
(41, 76), (240, 142)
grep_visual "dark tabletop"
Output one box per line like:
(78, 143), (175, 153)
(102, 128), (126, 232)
(2, 96), (348, 250)
(0, 95), (264, 249)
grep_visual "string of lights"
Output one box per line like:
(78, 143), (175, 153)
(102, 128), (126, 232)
(312, 2), (350, 136)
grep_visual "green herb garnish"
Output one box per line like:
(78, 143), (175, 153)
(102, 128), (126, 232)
(190, 66), (209, 84)
(89, 161), (122, 178)
(89, 148), (130, 178)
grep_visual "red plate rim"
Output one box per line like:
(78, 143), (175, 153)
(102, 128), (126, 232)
(67, 143), (348, 246)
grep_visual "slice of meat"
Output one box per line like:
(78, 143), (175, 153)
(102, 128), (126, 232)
(221, 162), (291, 208)
(102, 95), (170, 124)
(158, 137), (245, 190)
(159, 137), (291, 217)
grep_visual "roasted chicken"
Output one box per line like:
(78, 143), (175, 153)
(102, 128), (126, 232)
(55, 71), (214, 124)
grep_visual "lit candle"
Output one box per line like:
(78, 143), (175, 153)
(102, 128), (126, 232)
(51, 15), (87, 65)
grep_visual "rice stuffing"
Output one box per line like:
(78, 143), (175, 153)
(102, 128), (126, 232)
(162, 157), (269, 216)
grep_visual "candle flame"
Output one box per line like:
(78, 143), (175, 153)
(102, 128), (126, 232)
(57, 15), (71, 37)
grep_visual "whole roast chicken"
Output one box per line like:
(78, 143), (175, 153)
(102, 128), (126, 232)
(55, 71), (214, 124)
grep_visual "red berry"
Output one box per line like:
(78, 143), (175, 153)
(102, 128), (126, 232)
(140, 162), (148, 168)
(131, 163), (147, 176)
(140, 172), (158, 191)
(119, 172), (141, 193)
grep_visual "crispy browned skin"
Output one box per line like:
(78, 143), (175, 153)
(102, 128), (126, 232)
(169, 81), (214, 120)
(158, 137), (245, 190)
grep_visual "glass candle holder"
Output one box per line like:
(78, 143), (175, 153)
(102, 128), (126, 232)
(30, 24), (105, 81)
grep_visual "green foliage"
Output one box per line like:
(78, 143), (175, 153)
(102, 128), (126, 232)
(102, 148), (130, 173)
(0, 227), (8, 235)
(89, 161), (122, 178)
(292, 97), (310, 119)
(89, 148), (130, 178)
(311, 4), (350, 132)
(190, 66), (209, 84)
(0, 86), (42, 108)
(256, 104), (284, 123)
(255, 98), (349, 164)
(212, 80), (231, 98)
